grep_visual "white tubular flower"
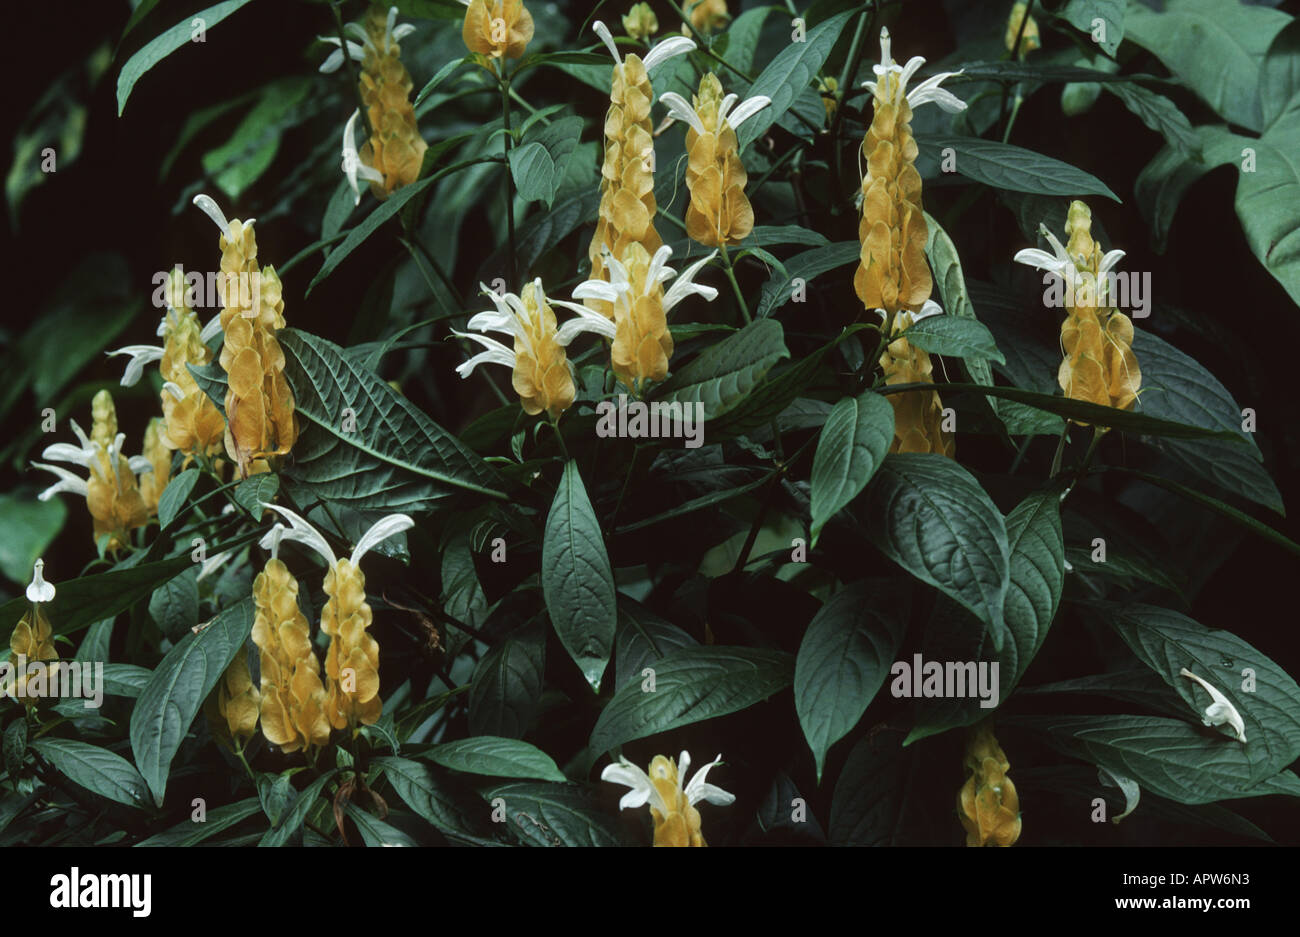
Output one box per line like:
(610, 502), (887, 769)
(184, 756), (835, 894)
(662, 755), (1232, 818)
(199, 314), (223, 344)
(318, 5), (414, 71)
(31, 419), (96, 500)
(1014, 223), (1127, 299)
(26, 559), (56, 604)
(602, 750), (736, 846)
(574, 245), (720, 316)
(593, 19), (694, 73)
(162, 381), (187, 402)
(863, 27), (967, 114)
(259, 503), (413, 569)
(872, 298), (944, 326)
(106, 344), (165, 387)
(341, 109), (386, 206)
(1179, 668), (1248, 743)
(659, 90), (772, 138)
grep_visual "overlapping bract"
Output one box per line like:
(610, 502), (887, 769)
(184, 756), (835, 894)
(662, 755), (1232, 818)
(194, 194), (297, 477)
(461, 0), (534, 61)
(252, 557), (332, 754)
(217, 645), (261, 744)
(85, 392), (151, 551)
(357, 4), (428, 197)
(4, 563), (58, 706)
(880, 307), (955, 457)
(159, 269), (226, 463)
(958, 724), (1022, 846)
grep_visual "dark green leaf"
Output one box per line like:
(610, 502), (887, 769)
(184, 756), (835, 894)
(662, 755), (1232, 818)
(30, 739), (150, 809)
(428, 737), (565, 782)
(488, 781), (624, 846)
(915, 135), (1119, 202)
(809, 392), (893, 546)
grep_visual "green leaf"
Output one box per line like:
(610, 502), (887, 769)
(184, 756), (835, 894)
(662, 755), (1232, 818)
(428, 737), (565, 782)
(137, 797), (262, 846)
(923, 212), (999, 414)
(116, 0), (254, 115)
(1014, 714), (1300, 804)
(795, 580), (908, 781)
(231, 473), (279, 519)
(3, 720), (27, 780)
(946, 61), (1156, 85)
(1124, 0), (1290, 134)
(829, 731), (933, 845)
(259, 770), (338, 846)
(1059, 0), (1125, 57)
(863, 454), (1010, 645)
(157, 468), (199, 528)
(373, 756), (498, 844)
(508, 116), (583, 208)
(653, 318), (789, 417)
(187, 360), (228, 418)
(279, 329), (506, 511)
(1109, 467), (1299, 559)
(724, 5), (775, 75)
(100, 664), (155, 699)
(344, 803), (418, 846)
(915, 135), (1119, 202)
(441, 528), (488, 635)
(879, 381), (1244, 440)
(1102, 83), (1200, 159)
(589, 645), (793, 756)
(898, 316), (1005, 366)
(469, 620), (546, 738)
(541, 460), (616, 691)
(1101, 603), (1300, 782)
(1261, 19), (1300, 130)
(740, 225), (830, 250)
(736, 9), (855, 150)
(809, 392), (894, 546)
(147, 567), (199, 639)
(30, 739), (150, 809)
(1130, 329), (1282, 514)
(0, 551), (196, 644)
(756, 241), (859, 318)
(488, 781), (624, 846)
(613, 598), (698, 691)
(414, 55), (471, 108)
(906, 488), (1065, 742)
(0, 495), (65, 586)
(201, 77), (312, 199)
(129, 598), (254, 806)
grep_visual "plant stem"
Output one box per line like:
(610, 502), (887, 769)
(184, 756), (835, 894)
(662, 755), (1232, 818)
(831, 6), (872, 211)
(499, 61), (517, 286)
(718, 244), (751, 324)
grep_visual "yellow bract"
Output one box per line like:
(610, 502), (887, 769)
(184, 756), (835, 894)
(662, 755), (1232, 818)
(513, 282), (576, 419)
(160, 269), (225, 463)
(462, 0), (534, 60)
(647, 754), (708, 846)
(1059, 201), (1141, 421)
(86, 391), (150, 552)
(683, 73), (755, 248)
(958, 723), (1022, 846)
(610, 243), (673, 390)
(623, 2), (658, 40)
(252, 558), (332, 754)
(880, 313), (954, 457)
(217, 645), (261, 744)
(1005, 2), (1042, 59)
(589, 53), (661, 318)
(212, 216), (297, 477)
(686, 0), (728, 34)
(5, 604), (57, 706)
(137, 417), (171, 515)
(360, 3), (428, 197)
(322, 558), (383, 731)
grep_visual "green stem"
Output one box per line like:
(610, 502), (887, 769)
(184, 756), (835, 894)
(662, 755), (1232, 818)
(499, 62), (517, 286)
(831, 6), (872, 211)
(718, 243), (751, 324)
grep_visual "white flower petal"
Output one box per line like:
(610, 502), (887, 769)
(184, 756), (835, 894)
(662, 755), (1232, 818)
(658, 92), (705, 135)
(26, 559), (56, 603)
(192, 193), (231, 236)
(41, 442), (94, 466)
(1179, 668), (1247, 743)
(107, 345), (165, 387)
(350, 513), (415, 566)
(550, 300), (619, 344)
(684, 753), (735, 806)
(260, 503), (337, 567)
(200, 314), (223, 344)
(32, 462), (89, 500)
(196, 549), (233, 582)
(392, 23), (416, 42)
(726, 95), (771, 133)
(128, 455), (153, 475)
(466, 308), (518, 335)
(663, 250), (719, 312)
(453, 331), (516, 378)
(592, 20), (621, 63)
(162, 381), (186, 402)
(319, 47), (346, 73)
(913, 299), (944, 321)
(571, 280), (619, 303)
(1099, 249), (1126, 276)
(907, 77), (968, 114)
(601, 757), (664, 813)
(258, 523), (287, 558)
(643, 36), (695, 73)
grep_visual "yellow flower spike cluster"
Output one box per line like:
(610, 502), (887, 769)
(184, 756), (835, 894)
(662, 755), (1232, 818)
(159, 268), (226, 463)
(686, 0), (728, 34)
(602, 750), (736, 847)
(193, 194), (297, 478)
(86, 391), (151, 551)
(216, 645), (261, 745)
(586, 23), (695, 318)
(461, 0), (534, 61)
(623, 2), (658, 41)
(1005, 2), (1042, 59)
(660, 73), (770, 248)
(137, 417), (172, 515)
(456, 279), (617, 419)
(3, 562), (58, 705)
(261, 506), (414, 739)
(958, 723), (1022, 846)
(358, 4), (428, 197)
(252, 554), (331, 754)
(1014, 200), (1141, 423)
(880, 310), (956, 456)
(573, 244), (718, 394)
(32, 394), (153, 551)
(856, 29), (967, 456)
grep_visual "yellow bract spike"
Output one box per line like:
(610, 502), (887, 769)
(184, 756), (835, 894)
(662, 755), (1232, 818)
(683, 73), (756, 248)
(321, 558), (383, 731)
(462, 0), (534, 61)
(958, 723), (1022, 846)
